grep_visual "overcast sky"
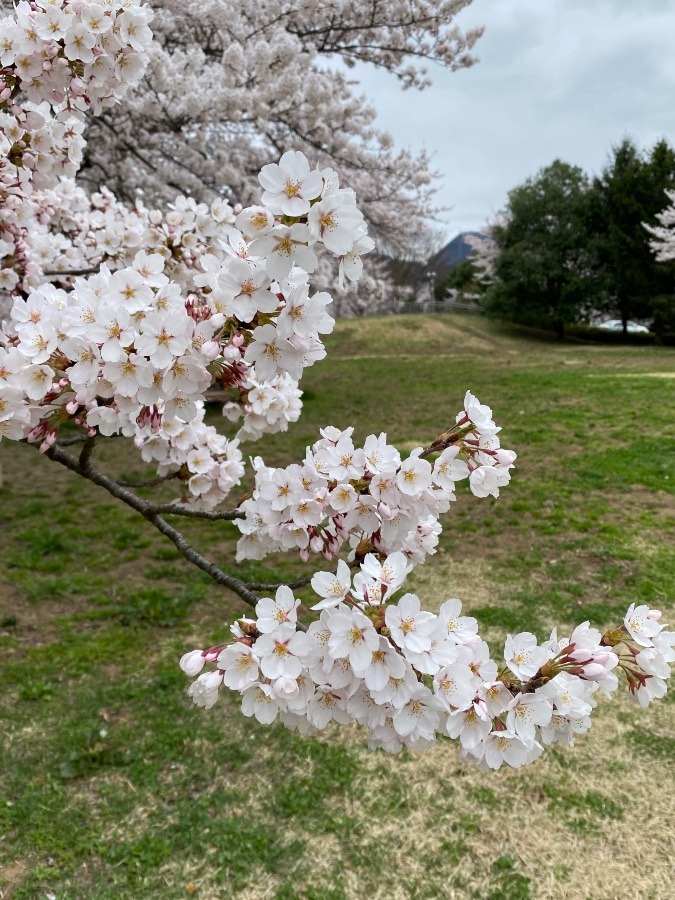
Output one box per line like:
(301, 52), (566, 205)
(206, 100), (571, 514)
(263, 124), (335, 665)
(352, 0), (675, 240)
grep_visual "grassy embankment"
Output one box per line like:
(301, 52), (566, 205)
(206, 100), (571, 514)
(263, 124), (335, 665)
(1, 314), (674, 899)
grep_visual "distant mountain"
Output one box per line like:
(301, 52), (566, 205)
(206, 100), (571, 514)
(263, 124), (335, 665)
(427, 231), (485, 273)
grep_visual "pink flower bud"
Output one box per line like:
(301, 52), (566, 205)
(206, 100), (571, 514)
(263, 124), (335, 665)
(494, 449), (517, 466)
(179, 649), (206, 677)
(222, 344), (241, 361)
(581, 663), (607, 680)
(568, 648), (592, 663)
(201, 340), (220, 361)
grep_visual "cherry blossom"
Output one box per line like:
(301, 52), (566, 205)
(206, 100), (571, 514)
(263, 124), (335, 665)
(1, 0), (671, 779)
(179, 548), (672, 766)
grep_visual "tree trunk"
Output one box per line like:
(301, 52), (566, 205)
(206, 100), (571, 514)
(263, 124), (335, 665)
(620, 299), (629, 337)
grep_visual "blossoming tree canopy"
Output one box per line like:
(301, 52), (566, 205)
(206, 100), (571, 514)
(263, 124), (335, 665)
(646, 189), (675, 262)
(78, 0), (484, 256)
(1, 0), (673, 771)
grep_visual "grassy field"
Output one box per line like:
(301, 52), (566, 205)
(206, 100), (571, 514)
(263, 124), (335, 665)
(1, 313), (674, 899)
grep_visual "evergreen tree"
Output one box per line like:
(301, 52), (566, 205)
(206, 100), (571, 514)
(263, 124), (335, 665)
(482, 161), (598, 338)
(588, 138), (675, 333)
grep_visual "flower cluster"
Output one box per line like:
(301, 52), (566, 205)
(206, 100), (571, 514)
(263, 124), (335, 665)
(1, 0), (153, 294)
(2, 255), (210, 443)
(610, 603), (675, 707)
(136, 404), (245, 510)
(181, 554), (673, 766)
(1, 0), (153, 111)
(222, 371), (303, 443)
(21, 180), (147, 289)
(235, 391), (516, 563)
(1, 151), (374, 497)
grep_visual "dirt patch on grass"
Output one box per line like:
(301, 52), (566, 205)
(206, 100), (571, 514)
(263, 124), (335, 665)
(589, 372), (675, 378)
(323, 692), (674, 900)
(0, 859), (32, 898)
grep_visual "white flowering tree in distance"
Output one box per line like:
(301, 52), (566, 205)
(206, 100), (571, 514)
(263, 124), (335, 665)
(646, 189), (675, 262)
(1, 1), (673, 772)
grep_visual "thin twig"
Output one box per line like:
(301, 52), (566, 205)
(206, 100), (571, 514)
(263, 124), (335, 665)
(116, 472), (179, 488)
(43, 267), (100, 277)
(145, 503), (244, 520)
(78, 434), (98, 470)
(246, 574), (315, 592)
(419, 423), (473, 459)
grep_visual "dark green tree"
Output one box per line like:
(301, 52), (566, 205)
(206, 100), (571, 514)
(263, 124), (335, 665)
(482, 160), (599, 338)
(438, 257), (480, 300)
(588, 138), (675, 333)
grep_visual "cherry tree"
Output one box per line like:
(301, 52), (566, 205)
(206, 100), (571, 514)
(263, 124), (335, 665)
(78, 0), (483, 256)
(646, 189), (675, 262)
(1, 1), (673, 772)
(0, 0), (485, 314)
(465, 217), (502, 288)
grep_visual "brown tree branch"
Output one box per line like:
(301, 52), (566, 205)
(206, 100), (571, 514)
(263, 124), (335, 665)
(43, 442), (260, 611)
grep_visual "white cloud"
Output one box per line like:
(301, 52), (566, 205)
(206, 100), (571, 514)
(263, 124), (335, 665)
(349, 0), (675, 236)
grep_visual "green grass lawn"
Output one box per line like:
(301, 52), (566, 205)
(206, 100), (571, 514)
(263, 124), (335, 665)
(1, 314), (674, 899)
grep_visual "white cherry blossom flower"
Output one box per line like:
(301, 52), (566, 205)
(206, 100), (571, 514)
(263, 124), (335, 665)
(459, 391), (497, 434)
(218, 644), (260, 691)
(360, 552), (412, 596)
(363, 433), (400, 475)
(393, 685), (443, 739)
(187, 670), (222, 709)
(504, 632), (549, 680)
(255, 624), (311, 680)
(506, 693), (553, 741)
(363, 636), (407, 692)
(483, 730), (538, 770)
(311, 559), (352, 610)
(444, 700), (492, 750)
(258, 150), (323, 217)
(433, 445), (469, 489)
(307, 689), (351, 730)
(307, 192), (365, 254)
(624, 603), (664, 647)
(255, 585), (300, 633)
(396, 450), (433, 496)
(327, 609), (379, 674)
(433, 661), (476, 710)
(438, 598), (478, 644)
(241, 683), (280, 725)
(385, 593), (436, 653)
